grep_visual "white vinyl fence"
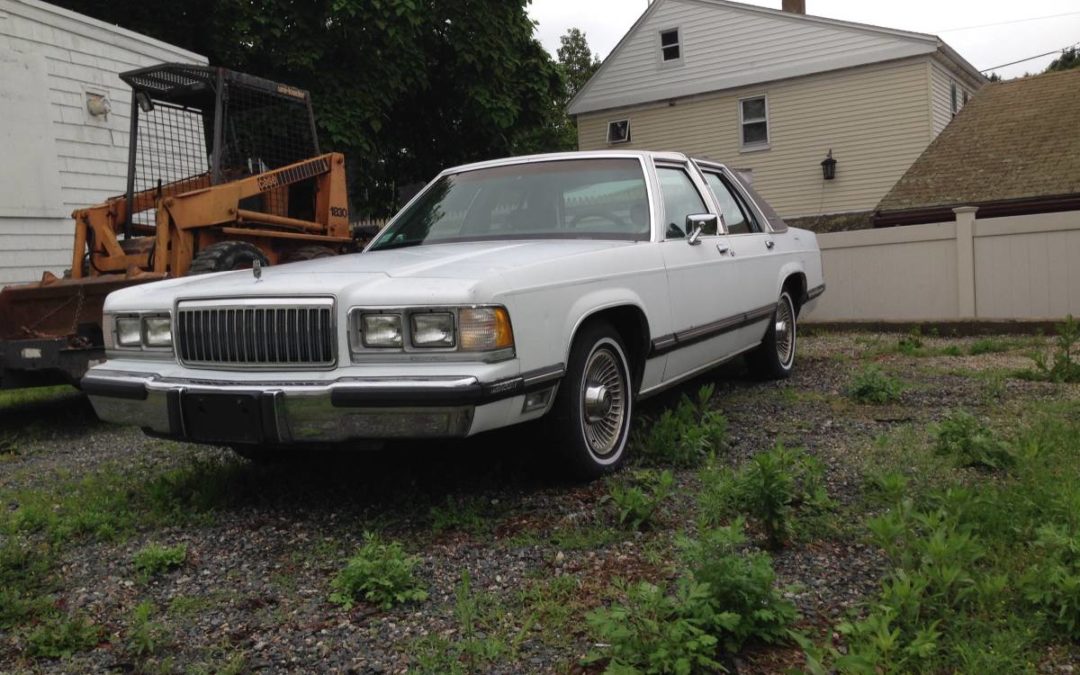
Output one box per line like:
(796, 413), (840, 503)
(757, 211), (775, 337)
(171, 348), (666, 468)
(804, 207), (1080, 322)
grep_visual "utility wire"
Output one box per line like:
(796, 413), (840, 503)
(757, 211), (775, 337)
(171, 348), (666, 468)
(935, 10), (1080, 33)
(979, 41), (1080, 72)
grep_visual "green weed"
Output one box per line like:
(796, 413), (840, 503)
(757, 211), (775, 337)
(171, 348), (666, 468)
(127, 600), (168, 657)
(847, 366), (903, 405)
(680, 519), (797, 651)
(133, 542), (187, 581)
(25, 612), (102, 658)
(1023, 315), (1080, 383)
(698, 444), (831, 549)
(633, 384), (728, 468)
(605, 469), (675, 530)
(329, 532), (427, 610)
(934, 411), (1014, 470)
(585, 577), (721, 674)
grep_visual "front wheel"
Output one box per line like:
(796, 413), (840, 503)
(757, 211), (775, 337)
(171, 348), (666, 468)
(552, 321), (634, 479)
(747, 290), (797, 380)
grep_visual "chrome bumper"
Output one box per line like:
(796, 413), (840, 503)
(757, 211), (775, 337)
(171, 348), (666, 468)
(82, 367), (561, 444)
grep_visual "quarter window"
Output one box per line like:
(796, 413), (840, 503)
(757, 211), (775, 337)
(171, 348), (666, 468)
(702, 171), (760, 235)
(659, 29), (681, 62)
(656, 167), (709, 238)
(739, 96), (769, 148)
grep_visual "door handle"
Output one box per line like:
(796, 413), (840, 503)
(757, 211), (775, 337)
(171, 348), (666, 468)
(716, 244), (729, 254)
(765, 240), (775, 249)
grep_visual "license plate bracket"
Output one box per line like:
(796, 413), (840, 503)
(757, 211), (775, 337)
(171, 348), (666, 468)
(181, 392), (264, 444)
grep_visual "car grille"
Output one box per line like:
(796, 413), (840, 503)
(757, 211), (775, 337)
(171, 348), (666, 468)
(176, 298), (335, 368)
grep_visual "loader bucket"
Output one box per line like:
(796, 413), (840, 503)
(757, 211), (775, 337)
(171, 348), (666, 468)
(0, 274), (158, 345)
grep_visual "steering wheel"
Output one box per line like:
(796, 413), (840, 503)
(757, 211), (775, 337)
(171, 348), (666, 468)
(568, 209), (629, 231)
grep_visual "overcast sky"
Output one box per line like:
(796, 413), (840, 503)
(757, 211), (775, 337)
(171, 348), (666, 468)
(529, 0), (1080, 80)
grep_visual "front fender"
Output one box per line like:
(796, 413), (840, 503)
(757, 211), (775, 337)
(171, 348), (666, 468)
(562, 289), (655, 365)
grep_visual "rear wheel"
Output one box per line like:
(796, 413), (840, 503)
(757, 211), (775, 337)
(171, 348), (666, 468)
(189, 241), (269, 274)
(552, 320), (634, 479)
(747, 290), (797, 380)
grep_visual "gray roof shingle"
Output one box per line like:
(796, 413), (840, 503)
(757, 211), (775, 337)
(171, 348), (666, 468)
(876, 68), (1080, 215)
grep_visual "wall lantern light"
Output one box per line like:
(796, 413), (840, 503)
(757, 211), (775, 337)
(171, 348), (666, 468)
(821, 149), (837, 180)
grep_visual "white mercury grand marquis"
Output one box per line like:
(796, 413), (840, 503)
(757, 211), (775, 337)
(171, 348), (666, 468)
(83, 151), (824, 478)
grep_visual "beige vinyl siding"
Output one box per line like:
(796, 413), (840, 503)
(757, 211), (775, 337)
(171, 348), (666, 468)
(579, 57), (932, 218)
(569, 0), (937, 115)
(929, 60), (954, 136)
(0, 0), (204, 285)
(928, 58), (982, 138)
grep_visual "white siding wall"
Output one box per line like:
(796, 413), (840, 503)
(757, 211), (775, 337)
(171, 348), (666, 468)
(0, 0), (205, 285)
(570, 0), (936, 115)
(578, 57), (933, 218)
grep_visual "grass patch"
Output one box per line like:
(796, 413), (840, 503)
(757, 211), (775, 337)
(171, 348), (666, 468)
(133, 542), (188, 582)
(805, 401), (1080, 673)
(0, 385), (79, 409)
(429, 494), (499, 535)
(411, 569), (532, 673)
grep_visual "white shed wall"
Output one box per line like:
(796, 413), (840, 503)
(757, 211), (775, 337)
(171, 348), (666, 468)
(0, 0), (205, 285)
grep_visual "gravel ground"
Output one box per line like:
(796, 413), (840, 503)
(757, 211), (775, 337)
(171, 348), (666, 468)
(0, 331), (1077, 674)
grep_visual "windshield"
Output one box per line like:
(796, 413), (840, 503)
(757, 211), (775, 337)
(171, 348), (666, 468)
(369, 158), (651, 250)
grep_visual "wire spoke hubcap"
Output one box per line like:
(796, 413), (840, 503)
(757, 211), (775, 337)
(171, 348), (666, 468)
(775, 296), (796, 367)
(580, 347), (626, 457)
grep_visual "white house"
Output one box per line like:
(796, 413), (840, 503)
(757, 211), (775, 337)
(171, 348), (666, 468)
(0, 0), (205, 285)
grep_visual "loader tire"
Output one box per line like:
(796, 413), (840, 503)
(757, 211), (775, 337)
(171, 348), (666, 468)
(281, 245), (337, 263)
(188, 241), (270, 275)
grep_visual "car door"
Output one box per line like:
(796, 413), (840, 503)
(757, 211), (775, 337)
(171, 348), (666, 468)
(656, 163), (743, 383)
(696, 164), (782, 344)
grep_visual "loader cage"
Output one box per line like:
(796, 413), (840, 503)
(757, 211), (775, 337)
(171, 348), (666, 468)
(119, 64), (321, 236)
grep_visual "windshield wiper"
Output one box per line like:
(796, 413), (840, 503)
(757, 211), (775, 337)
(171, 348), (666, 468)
(370, 240), (424, 251)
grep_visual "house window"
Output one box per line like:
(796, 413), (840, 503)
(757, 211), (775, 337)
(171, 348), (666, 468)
(659, 28), (681, 62)
(607, 119), (631, 144)
(962, 89), (969, 106)
(739, 96), (769, 148)
(951, 82), (958, 114)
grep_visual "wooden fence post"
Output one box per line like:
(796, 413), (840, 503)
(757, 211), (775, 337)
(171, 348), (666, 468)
(953, 206), (978, 318)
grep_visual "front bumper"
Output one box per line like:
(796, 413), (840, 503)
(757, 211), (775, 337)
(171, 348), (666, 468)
(83, 366), (563, 445)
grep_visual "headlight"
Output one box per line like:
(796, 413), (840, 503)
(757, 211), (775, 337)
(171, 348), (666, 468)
(115, 317), (142, 347)
(361, 313), (403, 348)
(411, 312), (455, 347)
(143, 316), (173, 348)
(459, 307), (514, 351)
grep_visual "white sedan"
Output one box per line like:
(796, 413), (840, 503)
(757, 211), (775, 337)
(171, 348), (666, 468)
(83, 151), (824, 478)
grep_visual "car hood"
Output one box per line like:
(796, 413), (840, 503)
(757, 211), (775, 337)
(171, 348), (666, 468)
(285, 240), (635, 279)
(103, 240), (636, 311)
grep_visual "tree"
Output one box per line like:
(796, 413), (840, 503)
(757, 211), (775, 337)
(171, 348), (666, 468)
(558, 28), (602, 101)
(540, 27), (605, 152)
(1045, 46), (1080, 73)
(49, 0), (566, 215)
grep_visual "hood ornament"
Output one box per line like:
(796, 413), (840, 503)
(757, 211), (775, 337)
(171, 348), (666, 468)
(252, 259), (263, 280)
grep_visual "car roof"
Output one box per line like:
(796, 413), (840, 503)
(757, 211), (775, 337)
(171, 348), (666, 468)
(444, 150), (697, 175)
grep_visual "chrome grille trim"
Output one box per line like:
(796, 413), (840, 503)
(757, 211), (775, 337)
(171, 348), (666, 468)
(176, 298), (335, 369)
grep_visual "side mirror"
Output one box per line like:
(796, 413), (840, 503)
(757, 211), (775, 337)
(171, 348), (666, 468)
(685, 214), (718, 246)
